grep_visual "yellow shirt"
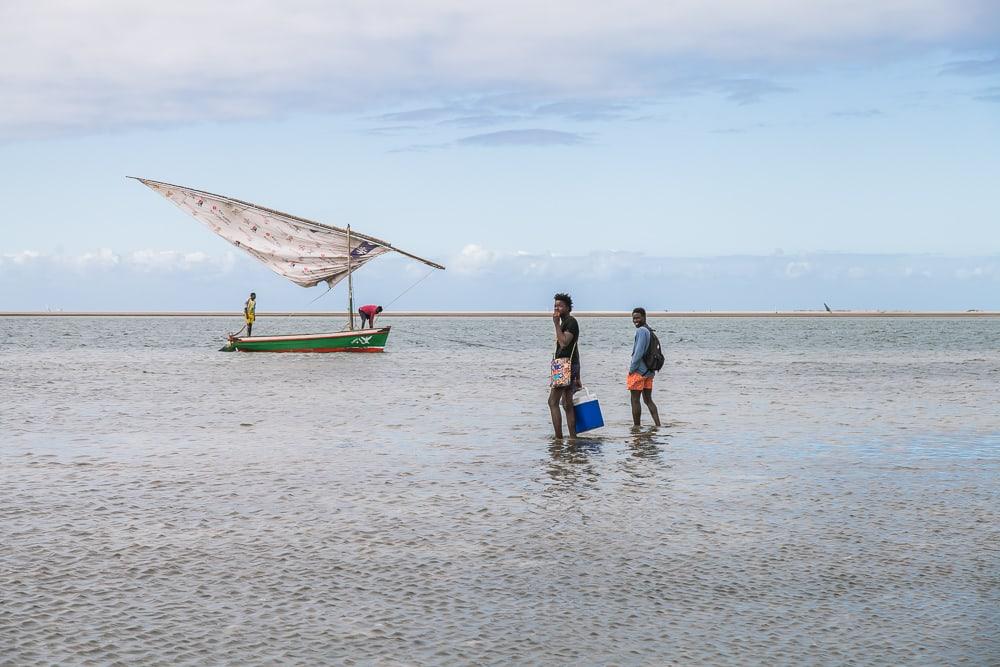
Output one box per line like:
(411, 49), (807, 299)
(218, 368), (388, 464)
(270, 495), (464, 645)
(244, 298), (256, 323)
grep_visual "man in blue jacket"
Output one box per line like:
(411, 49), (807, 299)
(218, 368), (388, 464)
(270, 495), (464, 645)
(628, 307), (661, 427)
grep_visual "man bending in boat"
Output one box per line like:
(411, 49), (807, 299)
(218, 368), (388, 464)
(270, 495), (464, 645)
(358, 304), (383, 329)
(548, 293), (581, 439)
(243, 292), (256, 336)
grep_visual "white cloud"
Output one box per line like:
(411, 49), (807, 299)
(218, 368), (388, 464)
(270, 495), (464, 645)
(125, 249), (237, 272)
(450, 247), (818, 282)
(4, 246), (999, 290)
(72, 248), (120, 269)
(457, 129), (586, 146)
(847, 266), (867, 279)
(1, 1), (997, 137)
(453, 244), (501, 274)
(446, 248), (1000, 290)
(784, 261), (812, 278)
(3, 247), (999, 310)
(1, 250), (42, 265)
(955, 265), (998, 280)
(0, 248), (237, 273)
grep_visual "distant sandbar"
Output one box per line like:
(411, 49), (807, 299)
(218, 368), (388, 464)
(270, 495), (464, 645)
(3, 311), (997, 318)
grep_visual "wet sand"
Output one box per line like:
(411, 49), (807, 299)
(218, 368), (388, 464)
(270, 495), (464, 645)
(3, 316), (998, 664)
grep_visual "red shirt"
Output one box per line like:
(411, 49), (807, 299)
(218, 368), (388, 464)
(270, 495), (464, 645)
(359, 304), (380, 318)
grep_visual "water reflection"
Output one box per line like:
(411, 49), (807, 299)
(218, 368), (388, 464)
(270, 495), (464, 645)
(544, 427), (674, 490)
(628, 425), (664, 460)
(546, 438), (603, 488)
(619, 426), (671, 483)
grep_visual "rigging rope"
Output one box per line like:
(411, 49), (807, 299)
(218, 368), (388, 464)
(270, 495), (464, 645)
(308, 283), (335, 304)
(305, 267), (436, 308)
(383, 268), (436, 309)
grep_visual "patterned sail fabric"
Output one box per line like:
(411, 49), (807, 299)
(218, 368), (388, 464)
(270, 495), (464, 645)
(136, 178), (392, 288)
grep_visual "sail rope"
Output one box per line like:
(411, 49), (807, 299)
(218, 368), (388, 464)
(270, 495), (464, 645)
(308, 283), (335, 304)
(382, 268), (437, 309)
(305, 267), (435, 308)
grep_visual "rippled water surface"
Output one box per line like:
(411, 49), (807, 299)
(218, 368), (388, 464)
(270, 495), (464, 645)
(2, 316), (998, 665)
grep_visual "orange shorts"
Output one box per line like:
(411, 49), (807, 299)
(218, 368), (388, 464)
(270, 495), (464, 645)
(627, 372), (653, 391)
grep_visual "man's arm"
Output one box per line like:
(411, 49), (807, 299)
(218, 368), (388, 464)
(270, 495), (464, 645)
(629, 327), (649, 373)
(553, 316), (574, 348)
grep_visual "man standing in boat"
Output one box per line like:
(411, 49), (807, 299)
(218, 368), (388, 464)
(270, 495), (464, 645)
(358, 304), (383, 329)
(548, 293), (581, 439)
(243, 292), (256, 337)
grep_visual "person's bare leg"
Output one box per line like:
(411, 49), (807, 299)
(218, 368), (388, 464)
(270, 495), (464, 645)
(642, 388), (661, 426)
(561, 390), (577, 438)
(548, 387), (564, 438)
(630, 389), (642, 426)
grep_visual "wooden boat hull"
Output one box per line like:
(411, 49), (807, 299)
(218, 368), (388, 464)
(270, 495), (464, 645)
(221, 326), (390, 352)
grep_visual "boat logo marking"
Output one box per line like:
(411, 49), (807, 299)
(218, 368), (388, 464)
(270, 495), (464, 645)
(351, 335), (373, 345)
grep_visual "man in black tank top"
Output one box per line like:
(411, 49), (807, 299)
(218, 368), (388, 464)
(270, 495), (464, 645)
(548, 292), (581, 439)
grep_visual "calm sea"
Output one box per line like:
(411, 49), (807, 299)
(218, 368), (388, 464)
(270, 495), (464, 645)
(2, 316), (998, 665)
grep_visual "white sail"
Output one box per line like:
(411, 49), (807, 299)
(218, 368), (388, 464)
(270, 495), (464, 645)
(132, 177), (443, 288)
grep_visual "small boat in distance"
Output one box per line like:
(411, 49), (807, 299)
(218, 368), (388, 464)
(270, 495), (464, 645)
(130, 177), (445, 352)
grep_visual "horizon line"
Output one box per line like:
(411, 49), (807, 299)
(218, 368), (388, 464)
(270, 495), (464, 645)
(2, 310), (998, 318)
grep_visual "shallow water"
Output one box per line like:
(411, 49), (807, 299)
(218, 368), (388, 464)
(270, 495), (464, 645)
(2, 316), (998, 665)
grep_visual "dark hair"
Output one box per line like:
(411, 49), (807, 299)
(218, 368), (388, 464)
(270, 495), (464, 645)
(250, 292), (256, 298)
(376, 306), (383, 313)
(553, 292), (573, 312)
(632, 307), (646, 317)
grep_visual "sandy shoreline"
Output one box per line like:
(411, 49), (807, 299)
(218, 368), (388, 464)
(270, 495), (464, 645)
(2, 311), (998, 318)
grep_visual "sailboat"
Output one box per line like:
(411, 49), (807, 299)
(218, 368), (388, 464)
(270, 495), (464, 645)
(130, 177), (445, 352)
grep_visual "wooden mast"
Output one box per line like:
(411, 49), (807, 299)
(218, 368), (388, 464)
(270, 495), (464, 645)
(347, 224), (355, 330)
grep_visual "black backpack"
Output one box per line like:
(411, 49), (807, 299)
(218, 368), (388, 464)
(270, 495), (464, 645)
(642, 325), (665, 371)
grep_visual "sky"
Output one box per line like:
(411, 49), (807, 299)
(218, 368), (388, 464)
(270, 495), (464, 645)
(0, 0), (998, 311)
